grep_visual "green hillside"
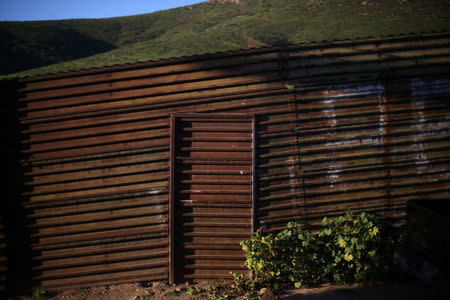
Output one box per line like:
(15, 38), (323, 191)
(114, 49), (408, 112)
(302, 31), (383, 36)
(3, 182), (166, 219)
(1, 0), (449, 78)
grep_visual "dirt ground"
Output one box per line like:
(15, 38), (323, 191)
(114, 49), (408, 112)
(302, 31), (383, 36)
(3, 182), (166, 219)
(16, 278), (449, 300)
(279, 280), (449, 300)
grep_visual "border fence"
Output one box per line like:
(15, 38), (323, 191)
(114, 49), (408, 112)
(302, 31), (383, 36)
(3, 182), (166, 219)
(2, 32), (449, 290)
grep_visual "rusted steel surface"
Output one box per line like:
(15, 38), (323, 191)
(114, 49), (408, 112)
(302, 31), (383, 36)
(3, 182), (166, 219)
(284, 33), (450, 228)
(170, 114), (253, 282)
(23, 146), (170, 287)
(3, 32), (449, 287)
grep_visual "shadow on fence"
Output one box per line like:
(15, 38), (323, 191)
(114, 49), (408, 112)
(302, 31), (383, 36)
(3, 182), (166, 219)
(3, 80), (33, 296)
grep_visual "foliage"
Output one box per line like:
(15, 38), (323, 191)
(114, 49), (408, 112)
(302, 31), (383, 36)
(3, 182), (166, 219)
(318, 211), (400, 284)
(207, 294), (229, 300)
(240, 222), (320, 288)
(31, 289), (56, 299)
(203, 280), (232, 299)
(235, 211), (404, 291)
(232, 272), (257, 293)
(185, 286), (207, 295)
(1, 0), (449, 78)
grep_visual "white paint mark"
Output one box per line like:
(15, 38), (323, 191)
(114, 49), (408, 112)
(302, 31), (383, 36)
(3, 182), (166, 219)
(146, 188), (165, 195)
(322, 97), (337, 127)
(409, 77), (450, 200)
(322, 83), (383, 189)
(409, 78), (435, 168)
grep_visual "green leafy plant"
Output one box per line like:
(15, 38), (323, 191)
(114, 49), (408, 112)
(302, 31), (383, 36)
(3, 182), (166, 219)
(232, 272), (257, 294)
(142, 291), (153, 299)
(234, 211), (404, 292)
(186, 280), (235, 299)
(241, 222), (320, 288)
(318, 211), (397, 284)
(207, 294), (229, 300)
(285, 83), (295, 92)
(186, 286), (206, 295)
(32, 289), (55, 299)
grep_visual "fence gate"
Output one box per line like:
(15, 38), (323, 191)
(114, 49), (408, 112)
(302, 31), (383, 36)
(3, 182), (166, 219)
(169, 113), (255, 283)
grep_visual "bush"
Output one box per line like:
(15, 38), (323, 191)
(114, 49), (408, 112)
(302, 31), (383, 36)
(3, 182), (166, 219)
(319, 211), (399, 284)
(241, 222), (320, 289)
(235, 211), (403, 290)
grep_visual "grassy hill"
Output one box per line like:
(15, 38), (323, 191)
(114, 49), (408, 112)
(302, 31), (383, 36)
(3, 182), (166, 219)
(1, 0), (449, 79)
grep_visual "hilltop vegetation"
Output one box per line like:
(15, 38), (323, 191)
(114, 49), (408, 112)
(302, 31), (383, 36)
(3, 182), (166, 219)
(1, 0), (449, 78)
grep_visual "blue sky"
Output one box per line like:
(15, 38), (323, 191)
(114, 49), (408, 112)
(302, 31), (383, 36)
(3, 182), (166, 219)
(0, 0), (206, 21)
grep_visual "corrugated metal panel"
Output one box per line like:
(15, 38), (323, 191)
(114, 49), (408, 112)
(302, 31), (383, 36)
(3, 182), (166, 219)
(0, 216), (6, 293)
(25, 150), (169, 288)
(7, 32), (450, 287)
(285, 33), (450, 228)
(170, 113), (253, 282)
(17, 48), (288, 288)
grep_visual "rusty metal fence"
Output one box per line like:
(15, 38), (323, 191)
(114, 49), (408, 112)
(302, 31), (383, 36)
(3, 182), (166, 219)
(2, 32), (449, 289)
(170, 113), (254, 282)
